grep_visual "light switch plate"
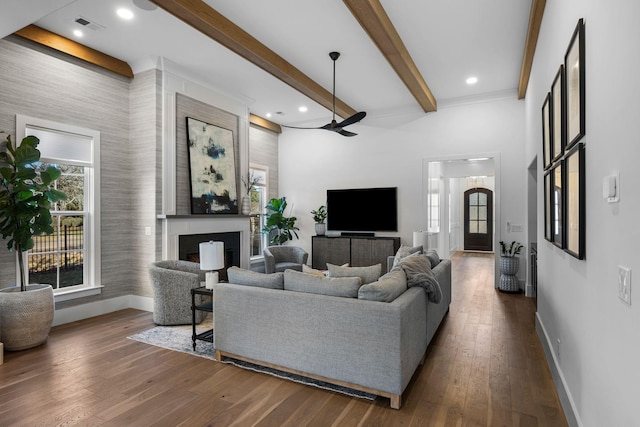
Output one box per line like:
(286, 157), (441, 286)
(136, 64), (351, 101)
(618, 266), (631, 305)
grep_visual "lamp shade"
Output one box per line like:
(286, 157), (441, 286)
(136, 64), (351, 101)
(199, 241), (224, 271)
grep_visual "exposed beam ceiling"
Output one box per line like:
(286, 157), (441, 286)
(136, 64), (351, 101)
(518, 0), (546, 99)
(149, 0), (357, 120)
(343, 0), (437, 112)
(13, 24), (133, 78)
(250, 114), (282, 134)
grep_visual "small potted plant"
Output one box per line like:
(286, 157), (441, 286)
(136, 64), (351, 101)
(0, 134), (67, 350)
(310, 205), (327, 236)
(498, 240), (523, 292)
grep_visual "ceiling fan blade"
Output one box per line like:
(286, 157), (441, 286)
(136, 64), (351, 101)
(336, 111), (366, 128)
(337, 129), (357, 137)
(281, 124), (325, 130)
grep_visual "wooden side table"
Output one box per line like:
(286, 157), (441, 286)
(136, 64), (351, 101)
(191, 287), (213, 350)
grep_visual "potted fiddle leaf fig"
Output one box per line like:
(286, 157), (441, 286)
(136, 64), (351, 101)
(498, 240), (523, 292)
(310, 205), (327, 236)
(0, 134), (67, 351)
(263, 196), (299, 245)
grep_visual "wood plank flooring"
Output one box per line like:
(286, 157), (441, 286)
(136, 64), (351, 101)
(0, 252), (567, 426)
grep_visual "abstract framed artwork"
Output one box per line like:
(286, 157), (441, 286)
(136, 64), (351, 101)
(565, 143), (585, 259)
(542, 92), (553, 170)
(551, 65), (565, 162)
(544, 171), (552, 242)
(550, 160), (564, 248)
(565, 18), (585, 150)
(186, 117), (238, 214)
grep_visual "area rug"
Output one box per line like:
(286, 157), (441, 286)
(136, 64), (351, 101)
(128, 323), (376, 400)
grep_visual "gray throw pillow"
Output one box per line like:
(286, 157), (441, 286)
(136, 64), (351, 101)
(397, 254), (442, 303)
(392, 245), (423, 268)
(227, 266), (284, 289)
(358, 269), (408, 302)
(284, 270), (361, 298)
(424, 249), (441, 268)
(327, 263), (382, 285)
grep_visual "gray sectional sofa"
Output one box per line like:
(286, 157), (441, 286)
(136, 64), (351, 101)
(213, 250), (451, 409)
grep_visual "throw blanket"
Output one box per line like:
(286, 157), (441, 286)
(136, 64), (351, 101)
(396, 253), (442, 304)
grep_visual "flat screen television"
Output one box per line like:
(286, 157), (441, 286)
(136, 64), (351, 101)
(326, 187), (398, 232)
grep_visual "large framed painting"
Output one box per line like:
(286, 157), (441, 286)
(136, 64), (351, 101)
(565, 18), (585, 150)
(544, 171), (552, 242)
(542, 92), (552, 170)
(551, 65), (565, 162)
(186, 117), (238, 214)
(550, 160), (564, 248)
(565, 143), (585, 259)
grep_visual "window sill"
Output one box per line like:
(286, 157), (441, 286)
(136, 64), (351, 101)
(54, 285), (103, 302)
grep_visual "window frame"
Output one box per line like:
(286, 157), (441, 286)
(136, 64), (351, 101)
(16, 115), (101, 301)
(248, 163), (269, 260)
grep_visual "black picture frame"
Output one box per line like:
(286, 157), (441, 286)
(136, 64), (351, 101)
(551, 65), (565, 162)
(550, 160), (564, 248)
(565, 18), (585, 150)
(542, 92), (553, 170)
(564, 143), (585, 259)
(544, 171), (552, 241)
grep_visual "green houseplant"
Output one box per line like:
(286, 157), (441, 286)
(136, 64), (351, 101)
(498, 240), (523, 292)
(310, 205), (327, 236)
(0, 134), (67, 350)
(263, 196), (299, 245)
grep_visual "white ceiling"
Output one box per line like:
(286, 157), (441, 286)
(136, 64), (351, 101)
(2, 0), (531, 128)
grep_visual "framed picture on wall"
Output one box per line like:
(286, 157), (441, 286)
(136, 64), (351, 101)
(551, 65), (565, 162)
(542, 92), (553, 170)
(550, 160), (564, 248)
(565, 18), (585, 149)
(186, 117), (239, 214)
(565, 143), (585, 259)
(544, 171), (552, 241)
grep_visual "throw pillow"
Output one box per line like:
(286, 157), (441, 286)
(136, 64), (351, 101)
(327, 263), (382, 285)
(284, 270), (361, 298)
(397, 254), (442, 303)
(424, 249), (441, 268)
(227, 266), (284, 290)
(392, 245), (423, 268)
(358, 268), (408, 302)
(302, 264), (325, 276)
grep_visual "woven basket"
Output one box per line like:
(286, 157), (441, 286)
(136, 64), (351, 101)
(0, 284), (54, 351)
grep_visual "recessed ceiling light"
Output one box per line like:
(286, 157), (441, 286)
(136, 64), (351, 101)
(466, 76), (478, 85)
(73, 29), (83, 38)
(116, 8), (134, 20)
(266, 113), (272, 118)
(298, 106), (308, 113)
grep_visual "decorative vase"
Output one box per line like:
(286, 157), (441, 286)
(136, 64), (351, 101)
(241, 196), (251, 215)
(0, 284), (55, 351)
(499, 256), (520, 292)
(315, 223), (326, 236)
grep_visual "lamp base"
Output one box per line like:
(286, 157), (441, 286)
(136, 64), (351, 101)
(205, 271), (219, 289)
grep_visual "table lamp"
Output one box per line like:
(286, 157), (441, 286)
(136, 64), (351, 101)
(199, 241), (224, 289)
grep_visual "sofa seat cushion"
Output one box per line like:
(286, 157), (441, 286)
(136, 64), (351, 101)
(284, 270), (361, 298)
(326, 263), (382, 285)
(358, 268), (408, 302)
(397, 254), (442, 303)
(227, 266), (284, 289)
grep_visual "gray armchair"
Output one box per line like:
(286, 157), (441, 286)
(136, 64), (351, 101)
(263, 246), (309, 273)
(148, 260), (208, 325)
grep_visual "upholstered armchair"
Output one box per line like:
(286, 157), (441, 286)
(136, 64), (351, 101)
(263, 246), (309, 273)
(148, 260), (208, 325)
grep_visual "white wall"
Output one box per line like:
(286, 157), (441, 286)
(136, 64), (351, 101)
(525, 1), (640, 425)
(279, 96), (527, 275)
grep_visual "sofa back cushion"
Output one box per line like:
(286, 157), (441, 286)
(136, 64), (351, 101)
(424, 249), (441, 268)
(227, 266), (284, 289)
(284, 270), (361, 298)
(326, 263), (382, 285)
(358, 268), (408, 302)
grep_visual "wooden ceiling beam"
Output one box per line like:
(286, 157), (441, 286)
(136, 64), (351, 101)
(150, 0), (357, 119)
(343, 0), (437, 112)
(13, 24), (133, 78)
(518, 0), (546, 99)
(250, 114), (282, 134)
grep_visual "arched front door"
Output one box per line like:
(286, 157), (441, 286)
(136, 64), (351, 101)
(464, 188), (493, 251)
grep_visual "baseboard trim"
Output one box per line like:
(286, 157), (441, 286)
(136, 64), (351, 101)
(53, 295), (153, 326)
(535, 313), (582, 427)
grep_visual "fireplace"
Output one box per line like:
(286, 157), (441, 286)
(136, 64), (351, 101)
(179, 232), (240, 281)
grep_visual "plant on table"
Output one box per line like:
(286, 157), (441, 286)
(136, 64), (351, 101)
(310, 205), (327, 224)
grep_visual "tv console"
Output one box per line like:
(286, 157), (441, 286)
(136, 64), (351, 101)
(312, 235), (400, 270)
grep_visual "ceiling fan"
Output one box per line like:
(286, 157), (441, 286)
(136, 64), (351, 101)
(283, 52), (366, 137)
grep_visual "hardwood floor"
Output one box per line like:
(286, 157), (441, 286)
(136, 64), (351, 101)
(0, 252), (567, 426)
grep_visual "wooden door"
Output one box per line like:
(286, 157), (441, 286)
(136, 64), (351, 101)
(464, 188), (493, 251)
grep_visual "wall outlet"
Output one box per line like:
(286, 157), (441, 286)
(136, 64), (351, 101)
(145, 226), (152, 236)
(618, 266), (631, 305)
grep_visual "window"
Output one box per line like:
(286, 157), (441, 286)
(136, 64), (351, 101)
(428, 178), (440, 233)
(17, 115), (101, 299)
(248, 164), (268, 258)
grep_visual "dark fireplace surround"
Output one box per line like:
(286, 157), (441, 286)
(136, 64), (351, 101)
(178, 232), (240, 282)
